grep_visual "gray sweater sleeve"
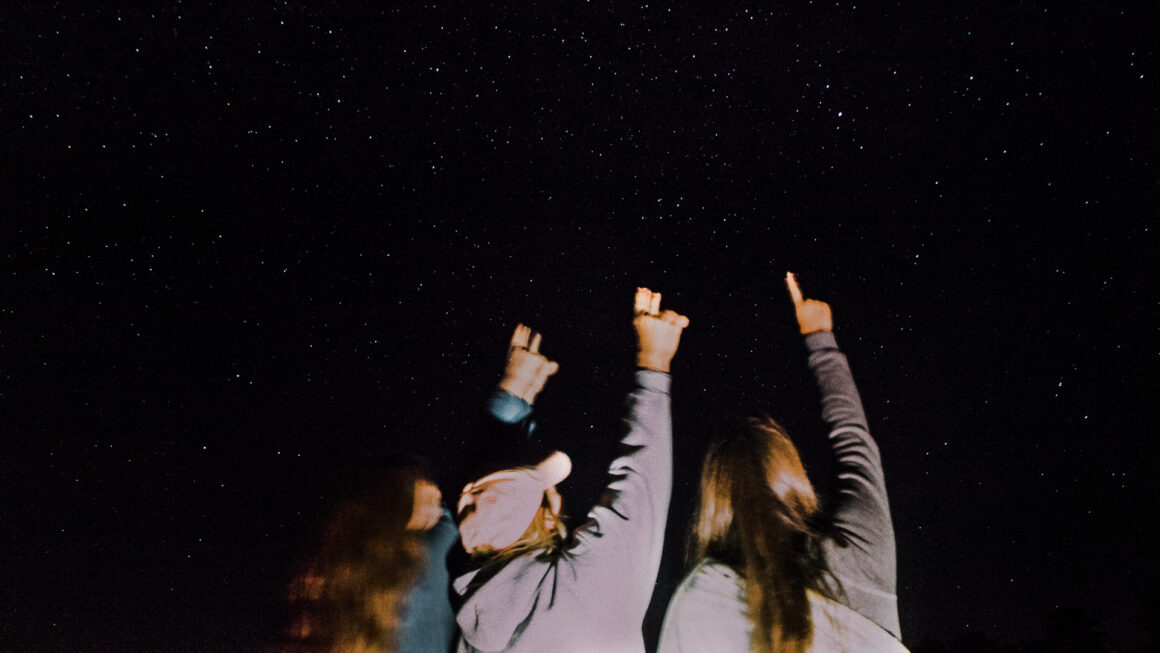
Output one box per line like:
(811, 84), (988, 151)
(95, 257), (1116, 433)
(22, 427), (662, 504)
(807, 331), (901, 639)
(569, 370), (673, 612)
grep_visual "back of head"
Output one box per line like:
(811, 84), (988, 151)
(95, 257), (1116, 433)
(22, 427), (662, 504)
(457, 452), (571, 563)
(690, 415), (830, 653)
(492, 486), (568, 562)
(281, 458), (432, 653)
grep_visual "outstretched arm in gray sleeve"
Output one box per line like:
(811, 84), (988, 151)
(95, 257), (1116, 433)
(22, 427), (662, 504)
(806, 330), (896, 587)
(788, 272), (901, 638)
(570, 288), (689, 614)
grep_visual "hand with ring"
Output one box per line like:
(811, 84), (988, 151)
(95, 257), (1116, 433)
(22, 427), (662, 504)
(633, 287), (690, 373)
(498, 323), (560, 405)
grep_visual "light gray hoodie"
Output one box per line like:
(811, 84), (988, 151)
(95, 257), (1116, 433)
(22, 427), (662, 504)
(454, 370), (672, 653)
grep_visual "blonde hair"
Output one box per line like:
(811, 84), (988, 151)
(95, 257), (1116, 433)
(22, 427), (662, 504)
(690, 416), (838, 653)
(482, 488), (568, 565)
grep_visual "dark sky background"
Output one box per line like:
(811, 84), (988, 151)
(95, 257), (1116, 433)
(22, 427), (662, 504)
(4, 2), (1158, 651)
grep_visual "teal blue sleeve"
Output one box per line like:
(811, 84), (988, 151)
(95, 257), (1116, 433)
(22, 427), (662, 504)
(486, 389), (533, 425)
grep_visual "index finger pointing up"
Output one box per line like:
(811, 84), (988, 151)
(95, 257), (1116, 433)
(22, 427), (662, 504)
(786, 272), (804, 306)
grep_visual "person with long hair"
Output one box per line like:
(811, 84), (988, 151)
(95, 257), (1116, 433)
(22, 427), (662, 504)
(281, 458), (457, 653)
(657, 273), (908, 653)
(453, 287), (689, 653)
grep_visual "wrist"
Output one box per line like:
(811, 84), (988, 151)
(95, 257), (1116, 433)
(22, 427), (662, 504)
(498, 376), (532, 403)
(635, 352), (672, 373)
(803, 329), (838, 352)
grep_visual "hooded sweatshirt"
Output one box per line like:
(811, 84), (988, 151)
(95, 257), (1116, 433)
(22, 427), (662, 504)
(454, 370), (672, 653)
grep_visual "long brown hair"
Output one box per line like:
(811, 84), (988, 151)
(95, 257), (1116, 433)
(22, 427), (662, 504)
(690, 415), (838, 653)
(281, 463), (429, 653)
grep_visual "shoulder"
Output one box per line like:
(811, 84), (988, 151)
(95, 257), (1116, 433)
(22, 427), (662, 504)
(425, 508), (460, 552)
(808, 590), (910, 652)
(667, 559), (747, 630)
(675, 559), (742, 597)
(660, 559), (751, 653)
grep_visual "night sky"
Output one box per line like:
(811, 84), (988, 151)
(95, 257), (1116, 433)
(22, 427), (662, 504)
(4, 3), (1158, 651)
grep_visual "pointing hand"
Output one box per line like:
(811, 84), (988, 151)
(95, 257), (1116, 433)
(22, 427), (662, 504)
(786, 272), (833, 334)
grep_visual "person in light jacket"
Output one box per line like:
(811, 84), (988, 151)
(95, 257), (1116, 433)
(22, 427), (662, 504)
(657, 273), (908, 653)
(454, 287), (689, 653)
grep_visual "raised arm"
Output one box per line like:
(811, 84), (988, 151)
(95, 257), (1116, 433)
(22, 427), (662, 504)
(482, 322), (560, 432)
(570, 288), (688, 607)
(452, 324), (560, 500)
(787, 273), (900, 635)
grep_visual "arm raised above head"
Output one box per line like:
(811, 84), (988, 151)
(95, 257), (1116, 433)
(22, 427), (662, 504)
(787, 272), (900, 637)
(605, 289), (688, 522)
(805, 329), (893, 557)
(570, 288), (688, 610)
